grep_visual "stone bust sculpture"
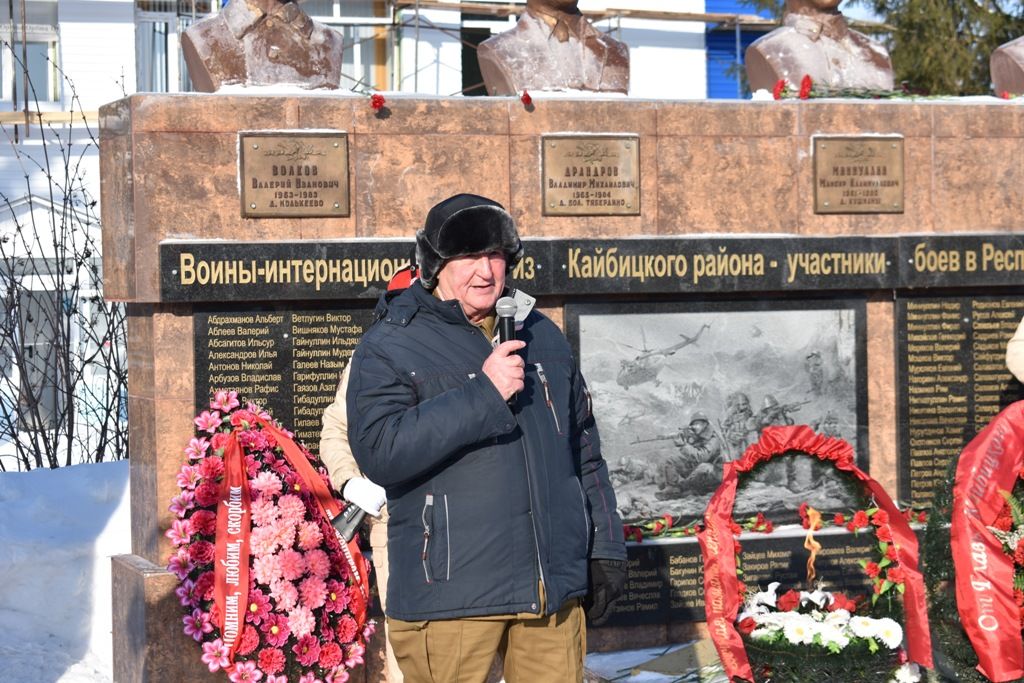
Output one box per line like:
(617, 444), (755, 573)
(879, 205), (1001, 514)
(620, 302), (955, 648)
(991, 37), (1024, 96)
(745, 0), (894, 92)
(476, 0), (629, 96)
(182, 0), (344, 92)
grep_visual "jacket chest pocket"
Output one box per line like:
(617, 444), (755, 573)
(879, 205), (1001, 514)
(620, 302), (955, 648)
(410, 366), (481, 400)
(420, 493), (452, 584)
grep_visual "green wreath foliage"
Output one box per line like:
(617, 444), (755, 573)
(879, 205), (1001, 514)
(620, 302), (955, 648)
(922, 458), (1024, 683)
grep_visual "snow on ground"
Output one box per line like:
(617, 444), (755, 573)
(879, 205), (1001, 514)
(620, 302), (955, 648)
(0, 462), (714, 683)
(0, 461), (129, 683)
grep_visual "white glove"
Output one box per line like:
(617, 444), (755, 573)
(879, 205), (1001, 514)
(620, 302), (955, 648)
(342, 477), (386, 518)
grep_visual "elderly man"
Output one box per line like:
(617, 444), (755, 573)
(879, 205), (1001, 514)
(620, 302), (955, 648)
(182, 0), (344, 91)
(346, 193), (626, 683)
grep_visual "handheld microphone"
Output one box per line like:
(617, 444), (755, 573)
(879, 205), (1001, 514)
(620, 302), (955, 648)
(331, 503), (366, 543)
(496, 296), (517, 345)
(495, 296), (518, 406)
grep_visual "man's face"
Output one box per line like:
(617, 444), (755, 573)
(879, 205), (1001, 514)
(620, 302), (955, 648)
(435, 251), (508, 323)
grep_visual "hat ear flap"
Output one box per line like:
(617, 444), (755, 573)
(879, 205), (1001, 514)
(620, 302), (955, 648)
(415, 229), (444, 290)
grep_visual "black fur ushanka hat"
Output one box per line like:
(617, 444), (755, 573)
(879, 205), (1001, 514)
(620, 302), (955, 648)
(415, 193), (524, 290)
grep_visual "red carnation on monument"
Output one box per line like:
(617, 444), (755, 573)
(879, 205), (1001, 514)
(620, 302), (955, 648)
(799, 75), (813, 99)
(772, 79), (786, 100)
(520, 90), (533, 107)
(370, 93), (386, 111)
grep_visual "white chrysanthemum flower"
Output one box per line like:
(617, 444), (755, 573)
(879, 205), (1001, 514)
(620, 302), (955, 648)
(783, 614), (817, 645)
(816, 623), (850, 650)
(875, 617), (903, 649)
(750, 626), (777, 641)
(849, 615), (879, 639)
(889, 663), (921, 683)
(823, 608), (851, 627)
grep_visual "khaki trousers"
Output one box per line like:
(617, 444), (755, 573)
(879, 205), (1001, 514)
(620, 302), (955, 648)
(387, 601), (585, 683)
(371, 522), (404, 682)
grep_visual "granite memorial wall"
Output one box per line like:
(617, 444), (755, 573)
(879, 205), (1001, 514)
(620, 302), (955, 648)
(101, 95), (1024, 681)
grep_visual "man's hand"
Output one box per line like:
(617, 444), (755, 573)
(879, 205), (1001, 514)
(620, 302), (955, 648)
(583, 559), (627, 625)
(482, 340), (526, 401)
(342, 477), (387, 517)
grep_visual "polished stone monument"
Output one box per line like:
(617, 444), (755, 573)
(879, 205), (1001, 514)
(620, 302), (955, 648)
(477, 0), (629, 96)
(745, 0), (894, 92)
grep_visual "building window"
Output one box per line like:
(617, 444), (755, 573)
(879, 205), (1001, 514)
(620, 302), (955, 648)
(0, 1), (59, 103)
(136, 0), (216, 92)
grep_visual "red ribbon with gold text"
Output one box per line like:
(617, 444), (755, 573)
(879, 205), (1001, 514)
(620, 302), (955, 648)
(951, 401), (1024, 682)
(212, 414), (371, 671)
(698, 426), (933, 682)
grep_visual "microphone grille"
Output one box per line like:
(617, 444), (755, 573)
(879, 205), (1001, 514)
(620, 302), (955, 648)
(495, 296), (518, 318)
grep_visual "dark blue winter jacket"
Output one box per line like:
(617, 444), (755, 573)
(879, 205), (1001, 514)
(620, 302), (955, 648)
(346, 282), (625, 621)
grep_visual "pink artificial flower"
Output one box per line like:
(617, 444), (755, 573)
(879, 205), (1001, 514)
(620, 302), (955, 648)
(250, 471), (284, 500)
(245, 454), (260, 478)
(335, 614), (358, 643)
(362, 621), (377, 639)
(344, 640), (365, 668)
(194, 410), (223, 433)
(258, 648), (286, 675)
(297, 520), (324, 551)
(319, 641), (343, 669)
(228, 659), (263, 683)
(185, 436), (211, 460)
(324, 580), (350, 614)
(166, 519), (192, 547)
(246, 590), (272, 625)
(299, 575), (328, 610)
(261, 613), (291, 647)
(249, 526), (281, 558)
(198, 455), (225, 481)
(211, 432), (231, 452)
(279, 549), (307, 582)
(277, 494), (307, 528)
(183, 608), (214, 641)
(211, 389), (241, 413)
(167, 548), (193, 580)
(169, 491), (195, 517)
(236, 624), (260, 656)
(251, 497), (281, 527)
(330, 669), (350, 683)
(231, 409), (257, 428)
(293, 634), (321, 667)
(246, 402), (273, 421)
(177, 464), (202, 490)
(306, 549), (330, 580)
(271, 579), (299, 613)
(194, 571), (216, 601)
(298, 674), (322, 683)
(252, 553), (283, 586)
(189, 540), (216, 566)
(265, 677), (289, 683)
(194, 482), (220, 508)
(191, 509), (217, 536)
(175, 578), (198, 608)
(288, 605), (317, 639)
(201, 638), (230, 672)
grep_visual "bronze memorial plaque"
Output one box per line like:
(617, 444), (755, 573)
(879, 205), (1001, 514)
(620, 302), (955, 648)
(813, 136), (904, 214)
(542, 135), (640, 216)
(239, 132), (349, 218)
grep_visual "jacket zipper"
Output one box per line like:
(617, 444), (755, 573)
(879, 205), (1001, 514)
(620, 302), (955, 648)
(421, 494), (433, 584)
(575, 478), (591, 542)
(518, 419), (546, 613)
(535, 363), (562, 435)
(443, 494), (451, 581)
